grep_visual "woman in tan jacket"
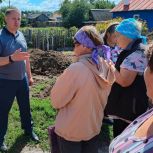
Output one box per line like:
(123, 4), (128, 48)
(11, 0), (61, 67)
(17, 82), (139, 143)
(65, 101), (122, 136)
(50, 25), (115, 153)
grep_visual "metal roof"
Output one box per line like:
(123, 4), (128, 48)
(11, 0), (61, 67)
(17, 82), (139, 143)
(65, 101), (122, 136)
(89, 9), (112, 21)
(111, 0), (153, 12)
(27, 13), (49, 19)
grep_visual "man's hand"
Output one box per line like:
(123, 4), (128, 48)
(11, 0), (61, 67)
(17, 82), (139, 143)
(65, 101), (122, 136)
(28, 77), (34, 86)
(11, 48), (30, 61)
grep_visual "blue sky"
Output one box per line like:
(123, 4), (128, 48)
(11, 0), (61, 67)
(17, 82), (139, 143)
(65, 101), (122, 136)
(0, 0), (121, 12)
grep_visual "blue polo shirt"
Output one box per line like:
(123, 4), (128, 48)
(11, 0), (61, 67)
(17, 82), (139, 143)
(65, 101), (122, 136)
(0, 27), (27, 80)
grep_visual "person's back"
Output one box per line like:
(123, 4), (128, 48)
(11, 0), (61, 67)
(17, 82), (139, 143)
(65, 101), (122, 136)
(50, 25), (115, 153)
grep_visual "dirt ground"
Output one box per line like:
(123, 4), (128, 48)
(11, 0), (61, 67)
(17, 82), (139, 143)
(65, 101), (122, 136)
(29, 49), (72, 77)
(29, 49), (72, 98)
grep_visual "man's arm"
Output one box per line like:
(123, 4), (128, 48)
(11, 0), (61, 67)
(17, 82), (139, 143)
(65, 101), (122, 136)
(0, 56), (10, 66)
(0, 49), (30, 66)
(26, 57), (34, 86)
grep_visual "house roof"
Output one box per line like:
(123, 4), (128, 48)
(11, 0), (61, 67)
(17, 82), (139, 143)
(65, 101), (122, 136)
(89, 9), (112, 21)
(111, 0), (153, 12)
(27, 13), (49, 19)
(27, 14), (41, 19)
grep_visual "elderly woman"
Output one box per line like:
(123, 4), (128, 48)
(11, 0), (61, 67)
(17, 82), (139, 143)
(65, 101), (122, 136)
(105, 18), (149, 137)
(50, 25), (115, 153)
(109, 43), (153, 153)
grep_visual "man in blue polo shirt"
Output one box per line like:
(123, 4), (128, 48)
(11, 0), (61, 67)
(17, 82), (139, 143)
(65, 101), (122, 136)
(0, 8), (39, 152)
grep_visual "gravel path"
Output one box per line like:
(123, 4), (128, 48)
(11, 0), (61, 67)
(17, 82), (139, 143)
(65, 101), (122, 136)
(21, 146), (49, 153)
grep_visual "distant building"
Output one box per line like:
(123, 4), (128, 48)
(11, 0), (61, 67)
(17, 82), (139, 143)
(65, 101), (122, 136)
(28, 13), (49, 23)
(27, 13), (62, 27)
(48, 12), (62, 27)
(111, 0), (153, 31)
(51, 12), (62, 21)
(84, 9), (112, 25)
(27, 13), (50, 27)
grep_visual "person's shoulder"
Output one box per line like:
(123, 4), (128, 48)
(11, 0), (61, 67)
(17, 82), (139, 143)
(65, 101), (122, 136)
(0, 30), (1, 41)
(17, 31), (26, 41)
(18, 30), (24, 36)
(130, 44), (147, 56)
(62, 62), (84, 78)
(68, 62), (85, 70)
(66, 62), (88, 76)
(0, 29), (5, 40)
(139, 43), (147, 51)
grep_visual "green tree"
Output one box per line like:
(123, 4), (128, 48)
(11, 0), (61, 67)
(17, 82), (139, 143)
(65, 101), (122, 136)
(89, 0), (96, 4)
(60, 0), (92, 28)
(94, 0), (115, 9)
(0, 12), (4, 28)
(60, 0), (72, 27)
(60, 0), (116, 28)
(0, 1), (4, 28)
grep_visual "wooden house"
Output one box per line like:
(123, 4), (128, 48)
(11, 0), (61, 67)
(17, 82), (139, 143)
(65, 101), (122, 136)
(84, 9), (112, 25)
(111, 0), (153, 31)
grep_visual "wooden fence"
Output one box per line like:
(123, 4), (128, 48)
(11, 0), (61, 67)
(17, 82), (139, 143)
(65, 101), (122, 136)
(21, 28), (78, 51)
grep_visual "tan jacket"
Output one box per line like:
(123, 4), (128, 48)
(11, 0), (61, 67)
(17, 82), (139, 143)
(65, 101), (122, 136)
(51, 54), (115, 141)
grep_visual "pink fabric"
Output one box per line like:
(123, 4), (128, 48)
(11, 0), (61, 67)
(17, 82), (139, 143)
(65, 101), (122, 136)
(51, 55), (115, 141)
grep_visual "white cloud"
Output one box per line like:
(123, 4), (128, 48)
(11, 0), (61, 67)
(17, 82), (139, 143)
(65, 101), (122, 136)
(0, 0), (62, 12)
(0, 0), (120, 12)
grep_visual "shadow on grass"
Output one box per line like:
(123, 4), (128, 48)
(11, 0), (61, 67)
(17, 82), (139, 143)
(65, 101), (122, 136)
(8, 134), (29, 153)
(98, 124), (113, 153)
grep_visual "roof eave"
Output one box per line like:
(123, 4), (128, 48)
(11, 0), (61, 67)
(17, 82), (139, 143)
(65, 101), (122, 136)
(111, 9), (153, 13)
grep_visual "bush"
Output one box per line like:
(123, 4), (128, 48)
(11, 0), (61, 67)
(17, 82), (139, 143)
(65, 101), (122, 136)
(95, 18), (122, 33)
(0, 12), (4, 28)
(96, 17), (148, 36)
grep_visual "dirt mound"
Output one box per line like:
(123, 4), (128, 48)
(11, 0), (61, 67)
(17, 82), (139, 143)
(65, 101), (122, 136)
(29, 49), (71, 76)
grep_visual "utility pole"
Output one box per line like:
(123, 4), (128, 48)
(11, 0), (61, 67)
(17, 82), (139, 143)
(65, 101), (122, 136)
(9, 0), (10, 8)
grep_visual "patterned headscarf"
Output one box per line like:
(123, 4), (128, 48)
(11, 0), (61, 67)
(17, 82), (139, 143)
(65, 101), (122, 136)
(116, 18), (147, 44)
(74, 28), (110, 65)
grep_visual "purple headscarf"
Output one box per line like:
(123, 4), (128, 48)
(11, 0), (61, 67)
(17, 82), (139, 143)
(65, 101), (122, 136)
(74, 29), (110, 65)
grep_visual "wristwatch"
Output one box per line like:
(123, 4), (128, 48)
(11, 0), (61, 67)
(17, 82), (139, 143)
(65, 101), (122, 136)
(9, 55), (14, 63)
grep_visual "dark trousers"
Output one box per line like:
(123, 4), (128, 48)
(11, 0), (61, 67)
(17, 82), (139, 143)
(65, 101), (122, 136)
(57, 134), (99, 153)
(0, 77), (32, 145)
(113, 119), (129, 137)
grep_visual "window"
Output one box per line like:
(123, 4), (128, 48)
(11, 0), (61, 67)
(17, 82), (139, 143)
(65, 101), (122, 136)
(133, 14), (140, 19)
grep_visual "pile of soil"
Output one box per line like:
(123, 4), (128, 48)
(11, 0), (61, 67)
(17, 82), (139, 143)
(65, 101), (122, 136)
(29, 49), (72, 77)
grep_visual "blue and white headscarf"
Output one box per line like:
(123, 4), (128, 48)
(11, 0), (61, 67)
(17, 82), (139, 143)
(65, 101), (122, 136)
(116, 18), (147, 44)
(74, 28), (110, 65)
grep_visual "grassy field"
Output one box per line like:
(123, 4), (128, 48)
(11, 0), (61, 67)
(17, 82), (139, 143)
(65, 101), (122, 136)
(5, 76), (113, 153)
